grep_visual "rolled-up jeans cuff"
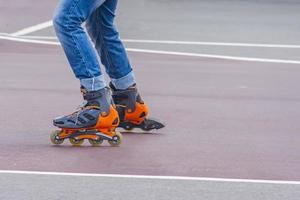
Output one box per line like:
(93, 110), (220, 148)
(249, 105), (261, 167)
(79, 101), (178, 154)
(80, 75), (106, 91)
(111, 71), (136, 90)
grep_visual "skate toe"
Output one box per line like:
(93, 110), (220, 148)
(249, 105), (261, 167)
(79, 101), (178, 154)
(53, 116), (77, 128)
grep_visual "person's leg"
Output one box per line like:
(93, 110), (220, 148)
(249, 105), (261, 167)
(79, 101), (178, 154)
(86, 0), (135, 90)
(53, 0), (106, 91)
(85, 1), (164, 131)
(51, 0), (122, 142)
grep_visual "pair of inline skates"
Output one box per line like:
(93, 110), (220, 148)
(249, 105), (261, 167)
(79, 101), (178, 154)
(50, 83), (164, 147)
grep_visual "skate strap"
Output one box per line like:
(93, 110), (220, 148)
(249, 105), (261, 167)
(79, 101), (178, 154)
(84, 105), (100, 110)
(69, 105), (100, 117)
(83, 90), (103, 100)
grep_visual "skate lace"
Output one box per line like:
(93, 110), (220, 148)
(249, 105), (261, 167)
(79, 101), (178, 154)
(69, 101), (100, 125)
(116, 104), (126, 108)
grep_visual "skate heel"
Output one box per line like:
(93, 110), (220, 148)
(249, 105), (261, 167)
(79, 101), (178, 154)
(110, 83), (165, 132)
(124, 102), (149, 125)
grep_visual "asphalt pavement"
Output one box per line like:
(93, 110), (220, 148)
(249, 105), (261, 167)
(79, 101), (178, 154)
(0, 0), (300, 199)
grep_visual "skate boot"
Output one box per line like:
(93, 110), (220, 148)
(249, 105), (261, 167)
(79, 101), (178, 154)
(110, 83), (165, 131)
(50, 87), (122, 146)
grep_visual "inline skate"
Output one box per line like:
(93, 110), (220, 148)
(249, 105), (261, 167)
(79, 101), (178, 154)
(50, 87), (122, 146)
(110, 83), (165, 131)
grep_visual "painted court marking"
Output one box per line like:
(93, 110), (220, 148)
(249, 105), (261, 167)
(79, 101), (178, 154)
(0, 170), (300, 185)
(123, 39), (300, 49)
(1, 34), (300, 65)
(14, 35), (300, 49)
(10, 21), (53, 37)
(7, 19), (300, 49)
(2, 20), (300, 64)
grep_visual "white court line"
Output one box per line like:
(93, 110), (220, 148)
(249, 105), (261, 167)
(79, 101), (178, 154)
(126, 48), (300, 64)
(7, 19), (300, 48)
(1, 34), (300, 65)
(0, 170), (299, 185)
(123, 39), (300, 49)
(10, 20), (53, 37)
(18, 35), (58, 40)
(16, 35), (300, 49)
(0, 35), (60, 45)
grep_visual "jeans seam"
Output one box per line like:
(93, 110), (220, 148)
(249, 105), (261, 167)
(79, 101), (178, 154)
(99, 5), (116, 77)
(67, 0), (93, 78)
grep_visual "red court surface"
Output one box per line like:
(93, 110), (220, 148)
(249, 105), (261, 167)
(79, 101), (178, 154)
(1, 0), (300, 199)
(1, 38), (300, 180)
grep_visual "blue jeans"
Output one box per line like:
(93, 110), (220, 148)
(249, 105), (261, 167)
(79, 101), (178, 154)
(53, 0), (135, 91)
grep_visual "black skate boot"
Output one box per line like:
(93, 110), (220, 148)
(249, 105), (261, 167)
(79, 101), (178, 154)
(110, 83), (165, 131)
(51, 87), (122, 146)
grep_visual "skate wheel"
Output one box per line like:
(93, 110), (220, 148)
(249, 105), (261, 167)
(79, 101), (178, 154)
(108, 132), (123, 147)
(69, 138), (84, 146)
(88, 138), (103, 146)
(50, 130), (64, 145)
(141, 126), (151, 132)
(120, 122), (134, 131)
(124, 124), (134, 131)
